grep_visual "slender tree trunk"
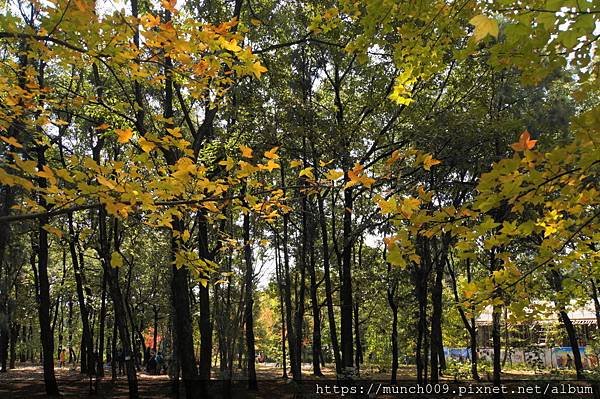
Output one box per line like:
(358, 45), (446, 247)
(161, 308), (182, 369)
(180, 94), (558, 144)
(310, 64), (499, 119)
(197, 213), (213, 395)
(280, 168), (299, 379)
(308, 236), (323, 376)
(492, 305), (502, 385)
(549, 270), (584, 379)
(353, 302), (362, 375)
(68, 214), (94, 375)
(102, 217), (139, 397)
(274, 236), (288, 379)
(386, 250), (400, 384)
(111, 320), (117, 382)
(317, 193), (341, 374)
(97, 271), (107, 377)
(243, 210), (258, 390)
(170, 224), (199, 398)
(340, 183), (354, 375)
(430, 254), (445, 382)
(36, 142), (60, 396)
(591, 279), (600, 327)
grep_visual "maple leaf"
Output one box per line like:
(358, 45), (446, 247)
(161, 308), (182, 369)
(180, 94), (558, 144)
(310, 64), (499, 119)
(376, 196), (397, 215)
(264, 146), (280, 159)
(142, 13), (161, 28)
(422, 154), (441, 171)
(239, 145), (253, 158)
(250, 62), (268, 79)
(289, 159), (303, 168)
(161, 0), (177, 13)
(258, 159), (280, 172)
(42, 224), (63, 238)
(469, 14), (499, 42)
(400, 197), (420, 218)
(139, 136), (156, 153)
(0, 135), (23, 148)
(324, 169), (344, 181)
(115, 128), (134, 143)
(110, 252), (124, 268)
(510, 130), (538, 151)
(219, 156), (235, 171)
(299, 167), (314, 179)
(221, 39), (242, 52)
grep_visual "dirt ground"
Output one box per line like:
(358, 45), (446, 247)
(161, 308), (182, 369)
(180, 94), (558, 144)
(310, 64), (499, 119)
(0, 364), (593, 398)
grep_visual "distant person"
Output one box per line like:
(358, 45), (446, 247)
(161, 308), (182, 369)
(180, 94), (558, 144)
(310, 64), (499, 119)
(566, 353), (573, 369)
(156, 352), (164, 374)
(146, 351), (157, 374)
(59, 348), (66, 368)
(118, 348), (125, 375)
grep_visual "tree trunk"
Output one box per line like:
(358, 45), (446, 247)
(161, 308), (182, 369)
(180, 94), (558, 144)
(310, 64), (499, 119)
(560, 310), (584, 379)
(340, 183), (354, 375)
(170, 226), (199, 398)
(197, 213), (213, 395)
(317, 193), (341, 374)
(36, 143), (60, 396)
(308, 240), (323, 376)
(492, 305), (502, 386)
(68, 214), (94, 375)
(102, 216), (139, 397)
(430, 253), (445, 382)
(243, 210), (258, 390)
(280, 168), (299, 379)
(353, 302), (362, 375)
(274, 235), (288, 379)
(97, 271), (107, 377)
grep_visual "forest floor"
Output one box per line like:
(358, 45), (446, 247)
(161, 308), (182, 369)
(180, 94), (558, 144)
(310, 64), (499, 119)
(0, 363), (591, 398)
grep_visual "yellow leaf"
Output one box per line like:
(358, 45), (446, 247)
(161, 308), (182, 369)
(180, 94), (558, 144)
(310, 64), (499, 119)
(463, 282), (477, 299)
(250, 18), (262, 26)
(37, 165), (56, 185)
(236, 161), (259, 178)
(324, 169), (344, 181)
(289, 159), (303, 168)
(258, 159), (280, 172)
(110, 251), (124, 268)
(115, 128), (134, 144)
(42, 224), (63, 238)
(249, 61), (268, 79)
(182, 229), (191, 242)
(172, 157), (196, 178)
(469, 14), (499, 42)
(400, 197), (420, 218)
(161, 0), (177, 12)
(422, 154), (441, 171)
(239, 145), (253, 158)
(142, 13), (161, 28)
(97, 175), (116, 189)
(167, 127), (182, 137)
(0, 136), (23, 148)
(299, 167), (314, 179)
(264, 146), (280, 159)
(203, 201), (219, 213)
(139, 136), (156, 153)
(377, 197), (397, 215)
(222, 38), (242, 52)
(319, 159), (333, 167)
(219, 156), (235, 171)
